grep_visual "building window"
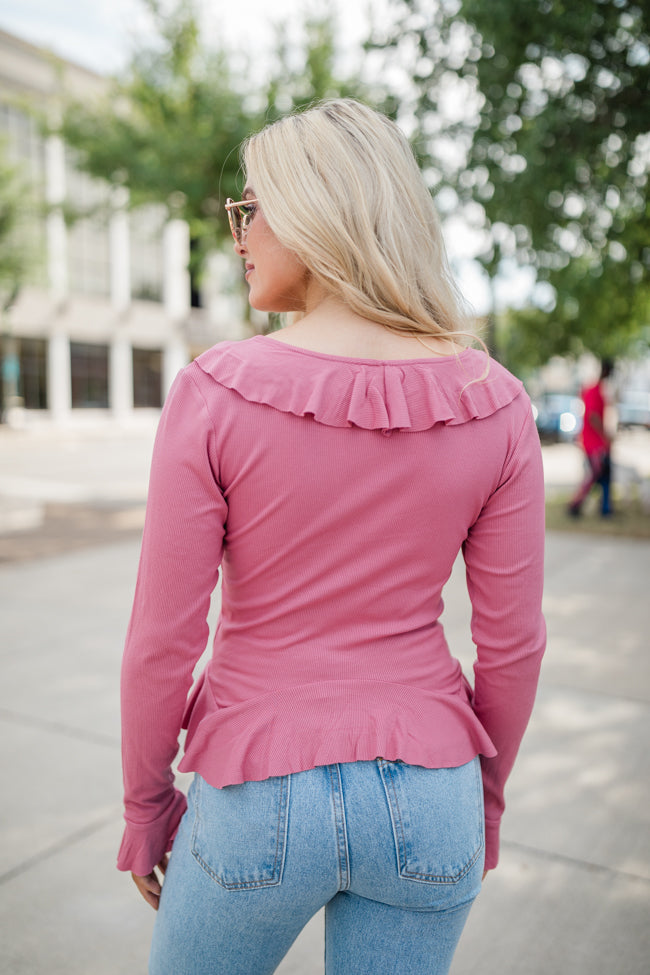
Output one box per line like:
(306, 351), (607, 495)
(70, 342), (109, 408)
(20, 338), (48, 409)
(0, 103), (46, 183)
(130, 204), (165, 302)
(67, 213), (111, 297)
(0, 104), (47, 287)
(132, 348), (162, 408)
(0, 337), (47, 412)
(66, 152), (111, 297)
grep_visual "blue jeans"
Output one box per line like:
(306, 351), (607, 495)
(150, 758), (484, 974)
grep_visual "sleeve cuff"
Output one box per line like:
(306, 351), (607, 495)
(117, 789), (187, 875)
(484, 818), (501, 872)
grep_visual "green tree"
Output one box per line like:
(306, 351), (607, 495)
(371, 0), (650, 367)
(59, 0), (253, 301)
(0, 142), (36, 416)
(265, 12), (367, 118)
(0, 143), (29, 314)
(58, 1), (369, 317)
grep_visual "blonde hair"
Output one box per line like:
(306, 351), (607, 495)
(242, 99), (473, 342)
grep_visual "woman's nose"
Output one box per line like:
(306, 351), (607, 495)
(234, 237), (247, 257)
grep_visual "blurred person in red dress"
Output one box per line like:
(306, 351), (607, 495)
(568, 359), (615, 517)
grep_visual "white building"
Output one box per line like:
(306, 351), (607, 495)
(0, 29), (248, 428)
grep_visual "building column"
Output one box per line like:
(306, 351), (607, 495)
(163, 219), (191, 322)
(110, 186), (131, 313)
(45, 134), (68, 302)
(109, 187), (133, 422)
(162, 338), (187, 399)
(48, 332), (71, 423)
(110, 334), (133, 421)
(161, 218), (190, 400)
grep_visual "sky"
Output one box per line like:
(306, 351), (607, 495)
(1, 0), (147, 74)
(0, 0), (383, 76)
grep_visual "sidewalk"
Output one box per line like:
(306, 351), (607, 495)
(0, 428), (649, 973)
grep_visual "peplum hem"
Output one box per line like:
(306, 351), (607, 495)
(178, 678), (497, 789)
(194, 336), (523, 432)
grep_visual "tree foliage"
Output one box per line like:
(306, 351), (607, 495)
(265, 14), (365, 118)
(59, 0), (253, 287)
(0, 142), (31, 314)
(372, 0), (650, 367)
(58, 0), (367, 300)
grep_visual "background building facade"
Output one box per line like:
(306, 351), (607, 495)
(0, 29), (247, 428)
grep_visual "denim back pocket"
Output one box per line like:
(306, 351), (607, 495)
(378, 758), (484, 885)
(190, 774), (291, 890)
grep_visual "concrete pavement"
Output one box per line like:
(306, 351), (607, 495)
(0, 425), (649, 973)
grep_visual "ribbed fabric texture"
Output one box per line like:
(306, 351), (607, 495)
(119, 337), (546, 876)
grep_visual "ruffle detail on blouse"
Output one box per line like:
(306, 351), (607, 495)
(177, 677), (497, 789)
(194, 336), (523, 432)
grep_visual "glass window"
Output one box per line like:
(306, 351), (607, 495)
(66, 150), (111, 296)
(130, 204), (165, 302)
(20, 338), (48, 409)
(0, 341), (19, 413)
(70, 341), (109, 408)
(132, 348), (162, 408)
(0, 103), (46, 181)
(67, 213), (111, 297)
(0, 104), (47, 287)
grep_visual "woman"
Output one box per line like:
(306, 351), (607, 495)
(119, 99), (546, 974)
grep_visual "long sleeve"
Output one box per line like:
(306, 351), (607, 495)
(462, 403), (546, 870)
(118, 369), (227, 875)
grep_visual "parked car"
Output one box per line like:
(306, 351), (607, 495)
(532, 393), (584, 442)
(617, 390), (650, 428)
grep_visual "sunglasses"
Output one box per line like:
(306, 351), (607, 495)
(225, 198), (259, 244)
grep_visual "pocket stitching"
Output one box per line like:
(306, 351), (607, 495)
(379, 759), (484, 885)
(190, 775), (291, 890)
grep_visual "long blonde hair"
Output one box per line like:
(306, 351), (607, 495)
(242, 99), (472, 342)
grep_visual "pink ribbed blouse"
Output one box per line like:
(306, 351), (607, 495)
(118, 335), (546, 876)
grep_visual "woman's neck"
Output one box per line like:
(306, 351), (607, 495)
(269, 293), (461, 360)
